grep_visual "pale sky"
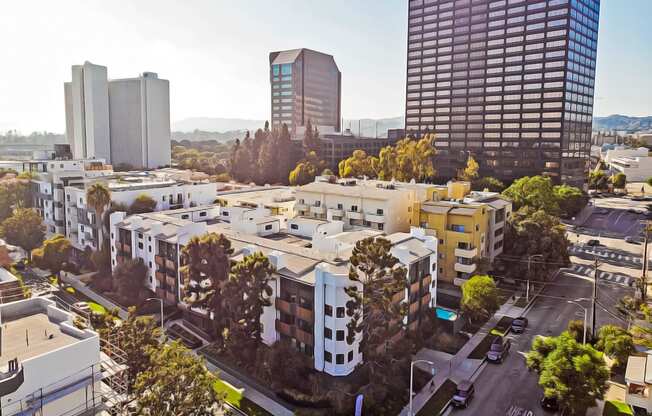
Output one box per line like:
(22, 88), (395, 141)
(1, 0), (650, 133)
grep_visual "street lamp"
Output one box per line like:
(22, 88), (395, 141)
(526, 254), (544, 301)
(566, 300), (588, 345)
(409, 359), (436, 416)
(146, 297), (164, 333)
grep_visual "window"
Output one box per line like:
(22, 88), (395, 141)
(325, 351), (332, 363)
(336, 307), (345, 318)
(199, 211), (207, 217)
(138, 242), (144, 249)
(451, 224), (465, 232)
(336, 354), (344, 365)
(337, 203), (343, 210)
(376, 209), (384, 215)
(350, 205), (358, 212)
(325, 304), (333, 316)
(290, 224), (299, 230)
(336, 330), (345, 341)
(348, 351), (354, 362)
(324, 328), (332, 339)
(265, 224), (273, 231)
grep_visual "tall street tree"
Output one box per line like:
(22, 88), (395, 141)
(338, 149), (378, 178)
(289, 151), (325, 185)
(502, 175), (560, 213)
(86, 182), (111, 245)
(128, 194), (158, 215)
(472, 176), (505, 193)
(460, 274), (500, 324)
(526, 332), (609, 416)
(595, 324), (635, 369)
(0, 208), (45, 261)
(112, 258), (147, 305)
(458, 154), (480, 182)
(224, 252), (274, 358)
(181, 233), (234, 340)
(553, 184), (588, 219)
(276, 123), (294, 184)
(302, 119), (320, 156)
(375, 135), (436, 182)
(32, 234), (72, 278)
(134, 341), (224, 415)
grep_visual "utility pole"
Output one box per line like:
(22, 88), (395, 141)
(591, 256), (599, 340)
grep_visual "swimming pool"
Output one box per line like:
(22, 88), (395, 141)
(435, 307), (458, 321)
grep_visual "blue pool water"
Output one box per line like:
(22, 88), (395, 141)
(435, 307), (458, 321)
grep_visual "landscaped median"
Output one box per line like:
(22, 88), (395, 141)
(213, 379), (272, 416)
(469, 316), (513, 359)
(416, 379), (457, 416)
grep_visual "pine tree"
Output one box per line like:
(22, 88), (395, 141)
(257, 129), (278, 185)
(302, 119), (320, 156)
(276, 123), (294, 185)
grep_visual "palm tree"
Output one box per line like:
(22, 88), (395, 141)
(86, 182), (111, 248)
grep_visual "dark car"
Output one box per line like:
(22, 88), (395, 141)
(625, 236), (641, 245)
(486, 336), (511, 363)
(511, 317), (528, 334)
(451, 380), (474, 408)
(586, 239), (601, 246)
(540, 396), (559, 412)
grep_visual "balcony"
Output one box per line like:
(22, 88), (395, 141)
(155, 255), (164, 267)
(165, 258), (177, 270)
(121, 242), (131, 254)
(310, 205), (325, 215)
(295, 202), (309, 211)
(155, 288), (166, 298)
(410, 281), (420, 295)
(346, 210), (363, 220)
(155, 271), (166, 284)
(328, 208), (344, 217)
(165, 291), (176, 303)
(421, 292), (431, 308)
(116, 255), (125, 265)
(274, 298), (314, 321)
(295, 326), (314, 346)
(392, 291), (405, 304)
(0, 360), (24, 396)
(454, 247), (478, 258)
(275, 298), (292, 315)
(166, 276), (176, 288)
(275, 319), (293, 336)
(454, 262), (477, 274)
(365, 213), (385, 223)
(274, 320), (314, 346)
(296, 304), (313, 322)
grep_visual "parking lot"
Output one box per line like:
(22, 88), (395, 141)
(579, 207), (646, 238)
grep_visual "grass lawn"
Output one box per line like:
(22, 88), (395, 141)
(603, 400), (633, 416)
(213, 379), (273, 416)
(416, 379), (457, 416)
(87, 302), (106, 314)
(470, 317), (513, 359)
(514, 297), (528, 308)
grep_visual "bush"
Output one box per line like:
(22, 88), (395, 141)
(276, 389), (331, 408)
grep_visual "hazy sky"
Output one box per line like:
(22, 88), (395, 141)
(2, 0), (650, 133)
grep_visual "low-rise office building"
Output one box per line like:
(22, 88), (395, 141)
(625, 353), (652, 414)
(0, 297), (101, 416)
(109, 205), (437, 377)
(215, 186), (295, 219)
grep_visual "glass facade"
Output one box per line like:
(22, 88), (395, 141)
(405, 0), (600, 185)
(270, 49), (341, 137)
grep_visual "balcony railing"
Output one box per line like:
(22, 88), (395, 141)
(0, 359), (24, 396)
(454, 262), (477, 274)
(346, 210), (363, 220)
(274, 298), (314, 321)
(328, 208), (344, 217)
(155, 255), (164, 267)
(165, 258), (177, 270)
(365, 213), (385, 223)
(310, 205), (325, 215)
(165, 291), (176, 303)
(274, 319), (313, 346)
(455, 247), (478, 258)
(155, 271), (166, 283)
(294, 203), (309, 211)
(166, 276), (176, 288)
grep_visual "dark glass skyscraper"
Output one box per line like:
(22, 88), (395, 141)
(405, 0), (600, 185)
(270, 48), (341, 138)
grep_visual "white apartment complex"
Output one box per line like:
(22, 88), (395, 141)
(0, 297), (101, 416)
(64, 61), (171, 169)
(109, 206), (437, 377)
(294, 178), (431, 234)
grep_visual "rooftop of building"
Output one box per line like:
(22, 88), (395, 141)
(216, 186), (295, 207)
(626, 354), (652, 384)
(68, 169), (212, 192)
(269, 48), (337, 65)
(0, 297), (97, 368)
(297, 179), (415, 200)
(0, 267), (18, 284)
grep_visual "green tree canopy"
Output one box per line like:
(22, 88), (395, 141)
(289, 151), (325, 186)
(471, 176), (505, 193)
(595, 325), (635, 368)
(338, 149), (378, 178)
(494, 207), (570, 281)
(526, 332), (609, 415)
(112, 258), (147, 305)
(0, 208), (45, 261)
(611, 172), (627, 189)
(502, 175), (559, 213)
(0, 179), (32, 222)
(134, 341), (224, 415)
(589, 171), (609, 191)
(302, 119), (320, 155)
(553, 184), (588, 218)
(458, 154), (479, 182)
(376, 135), (437, 182)
(460, 274), (500, 323)
(32, 234), (72, 276)
(128, 194), (158, 215)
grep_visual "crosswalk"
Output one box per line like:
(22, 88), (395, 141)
(563, 263), (633, 287)
(569, 246), (644, 265)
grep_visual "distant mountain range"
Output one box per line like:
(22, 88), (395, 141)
(593, 115), (652, 132)
(172, 118), (266, 133)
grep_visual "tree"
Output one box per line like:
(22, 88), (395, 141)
(31, 234), (72, 277)
(646, 177), (652, 188)
(276, 123), (294, 185)
(460, 275), (500, 324)
(595, 325), (635, 368)
(86, 182), (111, 245)
(112, 258), (147, 305)
(98, 307), (162, 392)
(375, 135), (436, 182)
(553, 184), (588, 218)
(128, 194), (158, 215)
(567, 319), (586, 343)
(322, 168), (334, 176)
(257, 128), (279, 184)
(502, 175), (559, 213)
(611, 172), (627, 190)
(458, 154), (479, 181)
(526, 332), (609, 415)
(0, 208), (45, 261)
(91, 241), (112, 274)
(289, 151), (325, 186)
(589, 171), (609, 191)
(134, 341), (224, 415)
(302, 119), (320, 155)
(0, 179), (32, 222)
(338, 149), (378, 178)
(345, 237), (407, 367)
(472, 177), (505, 193)
(223, 252), (274, 357)
(494, 207), (570, 282)
(231, 133), (254, 183)
(181, 233), (234, 341)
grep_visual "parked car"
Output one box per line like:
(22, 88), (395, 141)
(486, 336), (511, 363)
(540, 395), (559, 412)
(628, 208), (642, 214)
(625, 236), (641, 245)
(586, 239), (601, 246)
(451, 380), (475, 408)
(632, 196), (645, 201)
(511, 317), (528, 334)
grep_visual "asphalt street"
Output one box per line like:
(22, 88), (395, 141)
(454, 260), (633, 416)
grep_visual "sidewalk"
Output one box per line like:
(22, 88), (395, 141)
(204, 357), (294, 416)
(400, 297), (529, 416)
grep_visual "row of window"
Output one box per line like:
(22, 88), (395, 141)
(324, 350), (354, 365)
(408, 90), (564, 102)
